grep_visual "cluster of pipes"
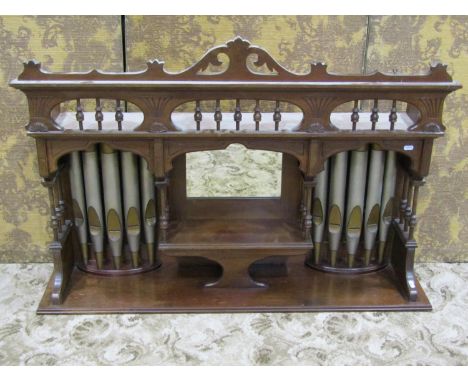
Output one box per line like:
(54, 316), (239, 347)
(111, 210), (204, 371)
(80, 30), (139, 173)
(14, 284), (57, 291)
(68, 145), (157, 269)
(312, 145), (397, 268)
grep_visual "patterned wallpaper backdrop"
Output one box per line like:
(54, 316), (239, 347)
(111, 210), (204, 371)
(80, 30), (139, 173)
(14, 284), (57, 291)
(0, 16), (466, 262)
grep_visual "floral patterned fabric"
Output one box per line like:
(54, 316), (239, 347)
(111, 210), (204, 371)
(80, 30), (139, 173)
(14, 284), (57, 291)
(0, 263), (467, 365)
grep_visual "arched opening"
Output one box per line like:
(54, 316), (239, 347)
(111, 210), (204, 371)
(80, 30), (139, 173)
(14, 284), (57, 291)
(186, 143), (283, 198)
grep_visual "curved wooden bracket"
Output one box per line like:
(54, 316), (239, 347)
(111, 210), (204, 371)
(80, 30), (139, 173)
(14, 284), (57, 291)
(164, 138), (309, 175)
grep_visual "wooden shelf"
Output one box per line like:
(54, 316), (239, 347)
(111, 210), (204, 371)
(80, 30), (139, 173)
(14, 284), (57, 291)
(37, 255), (431, 314)
(159, 219), (312, 288)
(160, 219), (312, 251)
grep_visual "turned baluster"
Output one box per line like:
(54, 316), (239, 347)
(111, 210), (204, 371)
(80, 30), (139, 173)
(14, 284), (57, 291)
(300, 179), (307, 225)
(351, 100), (359, 131)
(400, 173), (409, 223)
(273, 100), (281, 131)
(54, 178), (66, 232)
(404, 181), (415, 232)
(76, 99), (84, 130)
(302, 179), (314, 234)
(371, 99), (379, 130)
(409, 180), (424, 240)
(234, 99), (242, 131)
(115, 100), (123, 131)
(404, 179), (414, 232)
(253, 100), (261, 131)
(95, 98), (103, 130)
(214, 100), (222, 130)
(389, 100), (397, 131)
(42, 172), (66, 241)
(155, 178), (169, 231)
(44, 182), (59, 241)
(194, 100), (202, 131)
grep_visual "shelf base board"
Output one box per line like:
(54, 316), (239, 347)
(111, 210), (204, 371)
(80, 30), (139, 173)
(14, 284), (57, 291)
(37, 256), (431, 314)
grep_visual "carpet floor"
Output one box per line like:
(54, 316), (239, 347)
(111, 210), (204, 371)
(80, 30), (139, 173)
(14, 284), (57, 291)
(0, 263), (467, 365)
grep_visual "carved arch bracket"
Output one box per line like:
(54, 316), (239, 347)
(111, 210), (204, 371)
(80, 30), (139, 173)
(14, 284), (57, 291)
(164, 139), (308, 175)
(45, 139), (156, 177)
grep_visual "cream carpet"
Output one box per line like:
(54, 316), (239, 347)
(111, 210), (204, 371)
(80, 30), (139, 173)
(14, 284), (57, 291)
(0, 263), (467, 365)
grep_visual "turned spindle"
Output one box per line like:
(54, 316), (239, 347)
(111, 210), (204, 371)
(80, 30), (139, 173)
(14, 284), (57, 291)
(76, 99), (84, 130)
(194, 100), (202, 131)
(371, 99), (379, 130)
(95, 98), (103, 130)
(351, 100), (359, 131)
(214, 100), (222, 130)
(389, 100), (397, 131)
(253, 99), (261, 131)
(234, 99), (242, 131)
(273, 100), (281, 131)
(115, 100), (123, 131)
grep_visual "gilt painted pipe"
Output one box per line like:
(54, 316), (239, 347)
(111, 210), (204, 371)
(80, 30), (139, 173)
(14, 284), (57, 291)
(345, 146), (368, 267)
(69, 151), (88, 264)
(327, 151), (348, 266)
(378, 151), (397, 262)
(82, 145), (105, 269)
(140, 157), (156, 265)
(363, 145), (385, 265)
(122, 151), (141, 268)
(101, 144), (123, 269)
(312, 159), (328, 264)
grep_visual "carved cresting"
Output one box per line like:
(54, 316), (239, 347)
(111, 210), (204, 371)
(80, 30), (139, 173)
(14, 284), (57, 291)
(11, 38), (461, 133)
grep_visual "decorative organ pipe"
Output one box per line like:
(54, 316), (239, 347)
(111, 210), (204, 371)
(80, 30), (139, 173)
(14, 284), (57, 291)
(378, 151), (397, 262)
(140, 157), (156, 265)
(82, 145), (105, 269)
(363, 145), (385, 265)
(121, 152), (141, 268)
(312, 159), (329, 264)
(101, 144), (124, 269)
(69, 151), (88, 263)
(70, 147), (157, 271)
(311, 147), (397, 269)
(327, 152), (348, 266)
(345, 146), (368, 267)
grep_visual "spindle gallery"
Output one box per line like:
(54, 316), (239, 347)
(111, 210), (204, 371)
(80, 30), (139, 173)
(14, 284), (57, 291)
(10, 37), (461, 313)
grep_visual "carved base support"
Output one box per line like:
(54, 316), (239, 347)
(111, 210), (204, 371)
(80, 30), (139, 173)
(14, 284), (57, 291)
(390, 220), (418, 302)
(203, 254), (268, 289)
(49, 220), (74, 305)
